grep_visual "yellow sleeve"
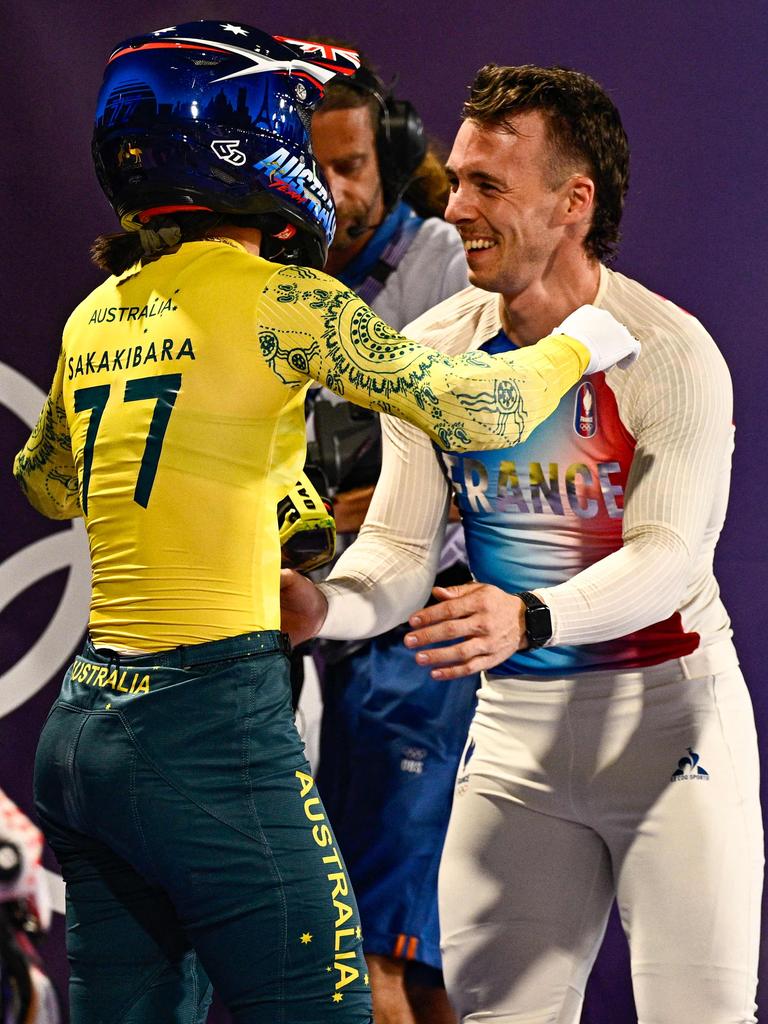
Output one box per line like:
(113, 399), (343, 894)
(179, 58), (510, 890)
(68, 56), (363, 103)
(257, 265), (588, 451)
(13, 349), (82, 519)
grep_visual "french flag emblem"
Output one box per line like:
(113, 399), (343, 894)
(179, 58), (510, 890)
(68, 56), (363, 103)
(574, 381), (597, 438)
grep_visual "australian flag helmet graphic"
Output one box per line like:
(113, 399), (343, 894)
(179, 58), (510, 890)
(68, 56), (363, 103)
(92, 22), (360, 268)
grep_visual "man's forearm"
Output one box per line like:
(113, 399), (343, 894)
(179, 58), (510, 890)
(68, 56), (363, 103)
(318, 533), (438, 639)
(536, 526), (691, 646)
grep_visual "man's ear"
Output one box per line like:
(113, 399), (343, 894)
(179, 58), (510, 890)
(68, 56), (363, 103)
(562, 174), (595, 223)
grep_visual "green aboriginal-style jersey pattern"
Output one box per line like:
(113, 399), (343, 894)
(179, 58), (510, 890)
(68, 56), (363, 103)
(13, 241), (588, 650)
(14, 350), (80, 519)
(258, 265), (582, 452)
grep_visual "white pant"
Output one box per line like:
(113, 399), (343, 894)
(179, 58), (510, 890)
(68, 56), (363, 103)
(438, 644), (763, 1024)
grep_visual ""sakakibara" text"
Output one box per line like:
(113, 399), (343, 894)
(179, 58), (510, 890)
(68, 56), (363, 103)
(67, 337), (196, 380)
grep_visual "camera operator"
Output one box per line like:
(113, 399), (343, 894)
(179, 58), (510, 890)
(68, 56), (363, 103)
(298, 39), (473, 1024)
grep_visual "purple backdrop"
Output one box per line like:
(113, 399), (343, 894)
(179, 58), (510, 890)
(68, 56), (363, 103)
(3, 3), (766, 1021)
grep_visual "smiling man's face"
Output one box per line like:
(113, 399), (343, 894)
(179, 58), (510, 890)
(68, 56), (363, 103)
(445, 112), (578, 301)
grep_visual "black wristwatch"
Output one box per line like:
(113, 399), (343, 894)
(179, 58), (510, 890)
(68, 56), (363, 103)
(517, 591), (553, 649)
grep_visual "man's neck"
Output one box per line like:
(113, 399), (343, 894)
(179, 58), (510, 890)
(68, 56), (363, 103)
(205, 224), (262, 256)
(325, 189), (392, 277)
(499, 256), (602, 346)
(324, 232), (372, 277)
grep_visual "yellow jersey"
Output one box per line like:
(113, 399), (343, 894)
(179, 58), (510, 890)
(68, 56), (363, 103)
(14, 240), (589, 651)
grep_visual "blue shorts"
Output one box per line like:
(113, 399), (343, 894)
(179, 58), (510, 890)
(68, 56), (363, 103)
(317, 627), (478, 970)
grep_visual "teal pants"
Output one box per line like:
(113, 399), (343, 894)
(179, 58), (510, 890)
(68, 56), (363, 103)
(34, 631), (372, 1024)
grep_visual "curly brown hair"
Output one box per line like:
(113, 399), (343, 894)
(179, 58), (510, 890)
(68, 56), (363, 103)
(463, 64), (630, 262)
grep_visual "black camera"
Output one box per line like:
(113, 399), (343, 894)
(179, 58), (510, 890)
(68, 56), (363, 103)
(306, 399), (382, 493)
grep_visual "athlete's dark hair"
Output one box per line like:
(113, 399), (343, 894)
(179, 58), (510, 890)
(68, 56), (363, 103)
(463, 64), (629, 262)
(91, 211), (302, 276)
(91, 213), (222, 275)
(315, 43), (451, 219)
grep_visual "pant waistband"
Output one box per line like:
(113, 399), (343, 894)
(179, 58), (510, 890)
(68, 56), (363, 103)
(490, 639), (740, 691)
(677, 638), (739, 680)
(83, 630), (291, 670)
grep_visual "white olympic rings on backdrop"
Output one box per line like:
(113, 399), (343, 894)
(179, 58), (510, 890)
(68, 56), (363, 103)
(0, 361), (91, 716)
(0, 361), (90, 913)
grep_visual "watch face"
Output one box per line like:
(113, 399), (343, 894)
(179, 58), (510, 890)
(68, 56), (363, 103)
(526, 604), (552, 646)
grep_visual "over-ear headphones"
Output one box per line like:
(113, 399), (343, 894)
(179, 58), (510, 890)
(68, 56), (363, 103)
(344, 65), (427, 204)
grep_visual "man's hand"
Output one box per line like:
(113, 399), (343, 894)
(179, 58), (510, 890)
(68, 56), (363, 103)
(404, 582), (527, 679)
(557, 305), (640, 373)
(280, 569), (329, 646)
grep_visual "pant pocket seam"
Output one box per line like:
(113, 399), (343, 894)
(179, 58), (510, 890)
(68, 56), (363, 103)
(242, 672), (288, 1021)
(116, 712), (272, 850)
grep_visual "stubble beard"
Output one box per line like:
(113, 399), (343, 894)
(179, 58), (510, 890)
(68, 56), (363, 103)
(329, 183), (384, 253)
